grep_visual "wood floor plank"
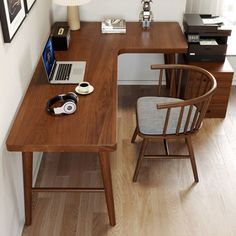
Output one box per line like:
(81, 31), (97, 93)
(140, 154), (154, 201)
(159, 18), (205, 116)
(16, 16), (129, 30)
(22, 86), (236, 236)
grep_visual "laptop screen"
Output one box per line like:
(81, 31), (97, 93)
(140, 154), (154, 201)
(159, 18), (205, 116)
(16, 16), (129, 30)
(42, 38), (56, 80)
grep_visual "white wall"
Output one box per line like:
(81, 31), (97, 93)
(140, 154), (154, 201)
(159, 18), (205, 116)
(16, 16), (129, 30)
(0, 1), (52, 235)
(185, 0), (223, 15)
(53, 0), (186, 22)
(53, 0), (187, 84)
(228, 57), (236, 84)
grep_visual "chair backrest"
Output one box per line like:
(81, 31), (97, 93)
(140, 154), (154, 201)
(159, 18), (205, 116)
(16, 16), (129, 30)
(151, 64), (217, 136)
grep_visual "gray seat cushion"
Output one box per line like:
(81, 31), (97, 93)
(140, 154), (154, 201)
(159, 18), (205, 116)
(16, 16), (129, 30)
(137, 97), (198, 135)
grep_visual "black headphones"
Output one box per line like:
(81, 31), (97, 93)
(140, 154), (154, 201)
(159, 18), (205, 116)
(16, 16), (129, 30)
(46, 92), (78, 115)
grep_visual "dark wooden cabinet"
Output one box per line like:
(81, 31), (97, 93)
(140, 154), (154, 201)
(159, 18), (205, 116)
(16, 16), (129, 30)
(179, 56), (234, 118)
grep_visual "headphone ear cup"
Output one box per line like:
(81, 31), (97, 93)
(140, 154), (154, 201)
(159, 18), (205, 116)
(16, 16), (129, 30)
(62, 100), (77, 114)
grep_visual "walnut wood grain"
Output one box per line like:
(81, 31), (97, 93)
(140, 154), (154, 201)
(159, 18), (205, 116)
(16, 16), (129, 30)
(132, 64), (216, 183)
(6, 22), (187, 152)
(21, 86), (236, 236)
(99, 152), (116, 226)
(22, 152), (33, 226)
(6, 22), (187, 227)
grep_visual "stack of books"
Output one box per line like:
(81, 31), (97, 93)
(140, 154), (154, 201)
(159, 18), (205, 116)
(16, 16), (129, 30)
(101, 19), (126, 34)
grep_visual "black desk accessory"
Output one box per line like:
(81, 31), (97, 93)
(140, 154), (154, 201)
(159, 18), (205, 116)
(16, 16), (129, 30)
(183, 14), (232, 62)
(51, 22), (70, 51)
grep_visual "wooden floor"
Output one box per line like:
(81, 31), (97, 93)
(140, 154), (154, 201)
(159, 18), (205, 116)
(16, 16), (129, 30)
(23, 86), (236, 236)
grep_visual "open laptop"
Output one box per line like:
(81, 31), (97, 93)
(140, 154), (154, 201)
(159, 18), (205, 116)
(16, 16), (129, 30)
(42, 37), (86, 84)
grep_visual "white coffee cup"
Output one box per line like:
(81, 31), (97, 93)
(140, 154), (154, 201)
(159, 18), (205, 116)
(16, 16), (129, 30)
(77, 82), (90, 93)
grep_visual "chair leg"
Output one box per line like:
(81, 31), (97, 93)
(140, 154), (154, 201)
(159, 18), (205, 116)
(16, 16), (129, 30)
(186, 137), (199, 182)
(163, 139), (170, 156)
(133, 139), (148, 182)
(131, 126), (139, 143)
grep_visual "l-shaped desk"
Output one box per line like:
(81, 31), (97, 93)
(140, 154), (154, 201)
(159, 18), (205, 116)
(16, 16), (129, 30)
(6, 22), (187, 226)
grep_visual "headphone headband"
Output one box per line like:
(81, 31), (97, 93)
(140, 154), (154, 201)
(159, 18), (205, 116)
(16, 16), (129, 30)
(46, 92), (78, 115)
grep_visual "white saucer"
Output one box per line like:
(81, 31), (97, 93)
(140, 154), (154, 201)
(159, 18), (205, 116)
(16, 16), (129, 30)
(75, 85), (94, 95)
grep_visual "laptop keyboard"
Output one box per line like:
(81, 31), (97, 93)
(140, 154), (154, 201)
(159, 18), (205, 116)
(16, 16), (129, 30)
(55, 64), (72, 80)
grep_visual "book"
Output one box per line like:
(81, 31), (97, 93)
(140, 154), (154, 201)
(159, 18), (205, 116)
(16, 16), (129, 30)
(101, 19), (126, 34)
(101, 28), (126, 34)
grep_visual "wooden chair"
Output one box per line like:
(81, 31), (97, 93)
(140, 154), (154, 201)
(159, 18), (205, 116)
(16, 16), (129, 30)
(132, 64), (217, 183)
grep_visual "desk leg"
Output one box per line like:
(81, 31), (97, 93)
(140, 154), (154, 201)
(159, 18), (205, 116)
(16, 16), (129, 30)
(99, 152), (116, 226)
(164, 53), (176, 64)
(22, 152), (33, 226)
(164, 53), (177, 96)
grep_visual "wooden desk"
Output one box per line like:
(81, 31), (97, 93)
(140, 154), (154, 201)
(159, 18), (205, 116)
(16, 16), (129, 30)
(6, 22), (187, 226)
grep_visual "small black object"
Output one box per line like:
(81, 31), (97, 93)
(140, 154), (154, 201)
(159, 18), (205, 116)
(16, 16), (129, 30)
(51, 22), (70, 51)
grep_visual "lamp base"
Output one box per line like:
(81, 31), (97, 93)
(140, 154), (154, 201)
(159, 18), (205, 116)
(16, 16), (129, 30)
(67, 6), (80, 30)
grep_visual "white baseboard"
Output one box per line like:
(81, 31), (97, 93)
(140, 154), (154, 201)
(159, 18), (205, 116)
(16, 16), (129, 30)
(118, 80), (236, 86)
(18, 221), (25, 236)
(33, 153), (43, 186)
(118, 80), (159, 85)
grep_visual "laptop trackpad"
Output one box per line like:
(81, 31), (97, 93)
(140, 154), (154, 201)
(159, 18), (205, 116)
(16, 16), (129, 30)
(73, 67), (84, 75)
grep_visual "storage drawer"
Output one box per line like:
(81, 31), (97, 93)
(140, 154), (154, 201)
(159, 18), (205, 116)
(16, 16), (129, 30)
(212, 87), (231, 101)
(207, 88), (232, 118)
(211, 73), (233, 88)
(188, 44), (227, 56)
(186, 55), (225, 62)
(178, 55), (234, 118)
(206, 104), (228, 118)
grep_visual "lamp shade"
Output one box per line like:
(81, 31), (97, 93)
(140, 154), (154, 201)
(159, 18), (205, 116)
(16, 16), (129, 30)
(53, 0), (90, 6)
(53, 0), (90, 30)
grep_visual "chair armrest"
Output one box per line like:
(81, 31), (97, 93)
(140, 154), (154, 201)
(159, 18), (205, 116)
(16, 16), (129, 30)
(156, 94), (213, 109)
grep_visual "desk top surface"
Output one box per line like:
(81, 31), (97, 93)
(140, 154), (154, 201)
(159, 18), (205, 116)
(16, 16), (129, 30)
(6, 22), (187, 152)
